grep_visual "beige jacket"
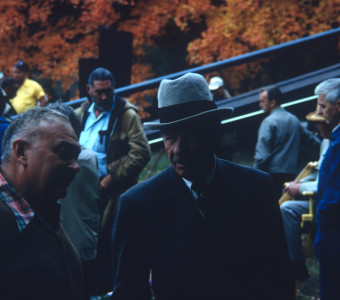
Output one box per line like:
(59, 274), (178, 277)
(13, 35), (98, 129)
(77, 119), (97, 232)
(78, 96), (151, 229)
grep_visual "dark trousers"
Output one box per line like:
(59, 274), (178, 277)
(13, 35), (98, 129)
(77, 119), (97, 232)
(270, 173), (295, 201)
(82, 259), (95, 300)
(90, 190), (113, 295)
(91, 225), (114, 295)
(314, 229), (340, 300)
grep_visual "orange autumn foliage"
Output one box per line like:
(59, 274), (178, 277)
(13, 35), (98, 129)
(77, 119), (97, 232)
(0, 0), (121, 90)
(186, 0), (340, 91)
(0, 0), (340, 109)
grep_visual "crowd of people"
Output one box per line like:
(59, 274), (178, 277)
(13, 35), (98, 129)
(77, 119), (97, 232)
(0, 61), (339, 300)
(252, 80), (340, 299)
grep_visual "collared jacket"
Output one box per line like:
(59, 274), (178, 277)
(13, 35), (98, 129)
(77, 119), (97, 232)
(254, 107), (320, 174)
(0, 196), (83, 300)
(111, 158), (295, 300)
(315, 124), (340, 234)
(58, 147), (101, 262)
(79, 96), (151, 228)
(103, 96), (151, 228)
(106, 96), (151, 192)
(79, 96), (151, 294)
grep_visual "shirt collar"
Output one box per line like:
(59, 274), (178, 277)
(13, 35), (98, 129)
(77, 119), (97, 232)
(0, 172), (35, 232)
(270, 106), (283, 114)
(182, 155), (217, 191)
(332, 123), (340, 133)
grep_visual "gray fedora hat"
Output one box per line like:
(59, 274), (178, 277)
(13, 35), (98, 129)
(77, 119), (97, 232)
(144, 73), (234, 130)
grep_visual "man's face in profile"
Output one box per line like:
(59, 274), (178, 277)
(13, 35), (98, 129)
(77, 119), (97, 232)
(317, 94), (340, 127)
(87, 80), (114, 112)
(259, 90), (274, 114)
(24, 119), (81, 204)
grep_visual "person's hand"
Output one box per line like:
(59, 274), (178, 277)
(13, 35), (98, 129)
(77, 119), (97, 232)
(284, 181), (301, 197)
(100, 174), (112, 190)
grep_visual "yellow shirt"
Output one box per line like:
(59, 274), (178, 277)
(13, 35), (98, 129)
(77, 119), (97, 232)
(10, 78), (45, 114)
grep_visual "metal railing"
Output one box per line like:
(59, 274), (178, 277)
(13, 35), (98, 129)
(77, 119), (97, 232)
(65, 27), (340, 145)
(66, 27), (340, 107)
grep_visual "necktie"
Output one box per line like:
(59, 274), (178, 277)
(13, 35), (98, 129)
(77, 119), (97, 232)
(191, 181), (209, 221)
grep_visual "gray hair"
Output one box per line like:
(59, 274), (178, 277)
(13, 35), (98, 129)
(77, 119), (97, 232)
(314, 78), (340, 104)
(49, 102), (81, 138)
(2, 108), (69, 164)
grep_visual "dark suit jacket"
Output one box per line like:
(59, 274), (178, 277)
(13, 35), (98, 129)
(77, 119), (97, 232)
(0, 200), (83, 300)
(111, 158), (295, 300)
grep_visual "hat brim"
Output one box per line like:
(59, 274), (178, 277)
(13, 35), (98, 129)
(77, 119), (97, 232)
(209, 84), (220, 91)
(144, 107), (234, 131)
(305, 112), (325, 122)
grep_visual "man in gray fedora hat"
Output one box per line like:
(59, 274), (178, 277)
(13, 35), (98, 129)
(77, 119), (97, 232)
(111, 73), (295, 300)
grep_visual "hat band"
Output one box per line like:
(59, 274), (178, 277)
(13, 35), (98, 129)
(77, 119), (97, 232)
(159, 100), (217, 123)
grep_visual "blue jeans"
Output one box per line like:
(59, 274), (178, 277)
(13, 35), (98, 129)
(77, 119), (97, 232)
(280, 200), (309, 262)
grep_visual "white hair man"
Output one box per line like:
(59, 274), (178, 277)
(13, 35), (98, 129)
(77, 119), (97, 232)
(313, 78), (340, 300)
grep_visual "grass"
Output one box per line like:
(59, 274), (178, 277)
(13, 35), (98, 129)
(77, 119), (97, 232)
(139, 148), (170, 182)
(295, 234), (320, 300)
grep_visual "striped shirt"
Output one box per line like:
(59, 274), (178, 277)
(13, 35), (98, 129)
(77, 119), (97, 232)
(0, 172), (35, 232)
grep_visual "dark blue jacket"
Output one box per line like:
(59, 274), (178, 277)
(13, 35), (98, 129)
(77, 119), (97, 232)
(0, 116), (10, 161)
(111, 158), (295, 300)
(316, 124), (340, 236)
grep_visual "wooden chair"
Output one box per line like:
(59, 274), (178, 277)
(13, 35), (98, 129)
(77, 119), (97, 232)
(279, 161), (318, 206)
(300, 191), (316, 260)
(300, 191), (315, 227)
(279, 162), (318, 261)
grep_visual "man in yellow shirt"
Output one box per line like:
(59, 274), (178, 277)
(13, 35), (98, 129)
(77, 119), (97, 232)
(10, 60), (48, 114)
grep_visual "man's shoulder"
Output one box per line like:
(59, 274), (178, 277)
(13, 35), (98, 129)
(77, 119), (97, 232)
(0, 197), (19, 235)
(120, 167), (172, 200)
(218, 158), (271, 181)
(269, 107), (293, 118)
(263, 108), (299, 126)
(77, 147), (98, 166)
(217, 160), (276, 205)
(0, 196), (12, 216)
(79, 146), (96, 160)
(24, 78), (43, 90)
(76, 100), (91, 119)
(277, 108), (300, 123)
(332, 124), (340, 141)
(328, 129), (340, 155)
(260, 112), (277, 125)
(115, 97), (138, 116)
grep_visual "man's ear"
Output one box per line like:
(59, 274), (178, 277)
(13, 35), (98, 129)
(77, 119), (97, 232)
(86, 84), (91, 96)
(12, 139), (29, 165)
(336, 99), (340, 112)
(270, 99), (278, 108)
